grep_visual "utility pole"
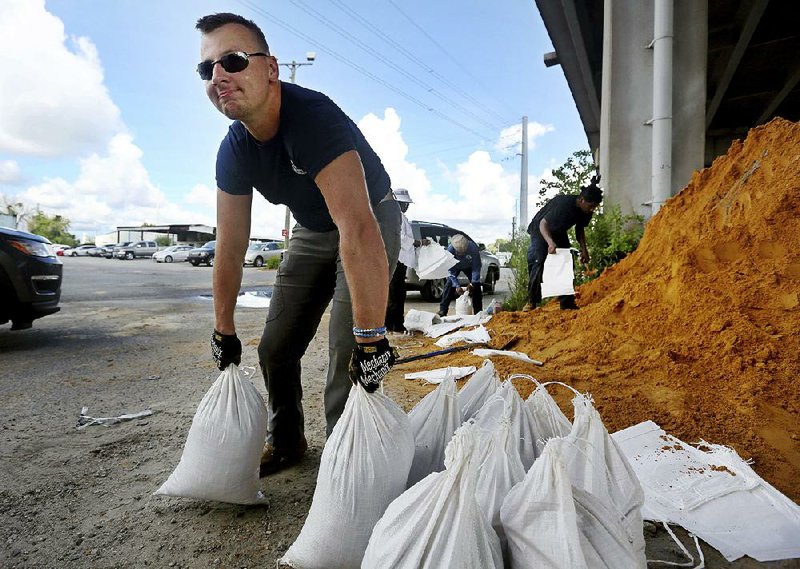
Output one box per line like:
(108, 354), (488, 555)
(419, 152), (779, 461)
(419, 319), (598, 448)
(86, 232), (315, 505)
(519, 115), (529, 232)
(278, 52), (316, 248)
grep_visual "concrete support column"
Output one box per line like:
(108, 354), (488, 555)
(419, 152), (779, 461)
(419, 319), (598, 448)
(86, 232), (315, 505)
(599, 0), (707, 219)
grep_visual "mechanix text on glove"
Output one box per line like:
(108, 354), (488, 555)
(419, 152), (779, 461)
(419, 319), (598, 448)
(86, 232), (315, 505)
(349, 338), (397, 393)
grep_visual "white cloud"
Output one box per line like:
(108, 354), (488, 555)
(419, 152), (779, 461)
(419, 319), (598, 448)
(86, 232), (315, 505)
(0, 0), (122, 156)
(16, 134), (215, 235)
(495, 121), (555, 155)
(359, 109), (521, 244)
(0, 160), (22, 184)
(358, 108), (431, 196)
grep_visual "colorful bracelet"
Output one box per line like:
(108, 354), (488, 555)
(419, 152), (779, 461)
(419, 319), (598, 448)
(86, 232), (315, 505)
(352, 326), (386, 338)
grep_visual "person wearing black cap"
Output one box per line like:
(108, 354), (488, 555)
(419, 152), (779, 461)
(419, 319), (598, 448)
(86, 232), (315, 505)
(525, 176), (603, 310)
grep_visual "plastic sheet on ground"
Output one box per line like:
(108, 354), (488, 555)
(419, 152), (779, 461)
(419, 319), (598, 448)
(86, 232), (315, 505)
(235, 291), (271, 309)
(434, 325), (491, 347)
(612, 420), (800, 562)
(472, 348), (542, 366)
(541, 248), (575, 298)
(404, 309), (442, 333)
(424, 312), (492, 338)
(403, 365), (477, 384)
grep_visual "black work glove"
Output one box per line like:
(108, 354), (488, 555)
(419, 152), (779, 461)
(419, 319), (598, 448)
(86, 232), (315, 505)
(349, 338), (398, 393)
(211, 330), (242, 371)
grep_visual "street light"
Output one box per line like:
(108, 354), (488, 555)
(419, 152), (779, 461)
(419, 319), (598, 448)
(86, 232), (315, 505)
(278, 52), (315, 248)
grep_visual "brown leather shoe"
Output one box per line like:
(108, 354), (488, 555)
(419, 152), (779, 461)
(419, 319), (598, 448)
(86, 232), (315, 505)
(259, 437), (308, 477)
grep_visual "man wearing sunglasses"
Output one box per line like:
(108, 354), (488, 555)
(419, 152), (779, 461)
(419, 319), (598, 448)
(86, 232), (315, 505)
(196, 13), (401, 475)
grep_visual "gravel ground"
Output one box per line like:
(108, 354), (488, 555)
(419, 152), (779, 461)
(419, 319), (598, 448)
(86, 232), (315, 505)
(0, 256), (797, 568)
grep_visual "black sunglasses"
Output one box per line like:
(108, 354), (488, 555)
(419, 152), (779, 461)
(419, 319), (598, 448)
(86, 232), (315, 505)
(197, 51), (269, 81)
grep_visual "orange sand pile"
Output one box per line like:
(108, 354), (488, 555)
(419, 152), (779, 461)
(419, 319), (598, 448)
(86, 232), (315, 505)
(386, 118), (800, 501)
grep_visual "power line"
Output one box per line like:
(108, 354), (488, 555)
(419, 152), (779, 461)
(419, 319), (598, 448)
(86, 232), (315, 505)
(284, 0), (507, 135)
(385, 0), (521, 121)
(325, 0), (514, 128)
(234, 0), (499, 141)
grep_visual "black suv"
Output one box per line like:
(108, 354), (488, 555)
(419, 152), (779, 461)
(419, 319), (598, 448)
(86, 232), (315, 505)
(406, 220), (501, 301)
(0, 227), (63, 330)
(188, 240), (216, 267)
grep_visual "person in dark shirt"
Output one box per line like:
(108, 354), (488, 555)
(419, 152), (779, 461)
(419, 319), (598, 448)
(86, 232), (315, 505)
(196, 13), (401, 475)
(437, 234), (483, 316)
(526, 178), (603, 310)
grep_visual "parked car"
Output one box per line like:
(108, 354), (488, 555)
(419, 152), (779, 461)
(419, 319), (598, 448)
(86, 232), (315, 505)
(88, 245), (109, 257)
(0, 227), (62, 330)
(405, 220), (501, 301)
(104, 242), (132, 259)
(115, 241), (158, 260)
(244, 242), (285, 267)
(152, 245), (194, 263)
(67, 244), (98, 257)
(187, 240), (216, 267)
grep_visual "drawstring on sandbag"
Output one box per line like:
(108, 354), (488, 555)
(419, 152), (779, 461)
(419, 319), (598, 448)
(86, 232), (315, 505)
(646, 522), (705, 568)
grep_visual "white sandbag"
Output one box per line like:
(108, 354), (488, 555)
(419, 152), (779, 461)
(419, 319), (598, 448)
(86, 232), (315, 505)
(563, 394), (646, 564)
(455, 292), (474, 315)
(500, 438), (644, 569)
(434, 325), (490, 348)
(362, 422), (503, 569)
(406, 376), (463, 488)
(525, 381), (573, 455)
(403, 309), (441, 333)
(155, 365), (267, 504)
(473, 397), (526, 562)
(457, 359), (500, 420)
(416, 242), (458, 280)
(496, 381), (538, 470)
(541, 248), (575, 298)
(280, 385), (414, 569)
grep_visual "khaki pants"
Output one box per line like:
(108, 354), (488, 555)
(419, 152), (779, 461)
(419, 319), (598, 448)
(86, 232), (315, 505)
(258, 199), (401, 446)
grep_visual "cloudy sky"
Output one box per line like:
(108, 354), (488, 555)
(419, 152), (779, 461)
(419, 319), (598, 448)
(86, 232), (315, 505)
(0, 0), (588, 244)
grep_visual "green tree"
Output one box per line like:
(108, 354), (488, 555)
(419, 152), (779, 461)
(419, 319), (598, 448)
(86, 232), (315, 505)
(536, 149), (596, 209)
(27, 212), (77, 245)
(155, 235), (171, 247)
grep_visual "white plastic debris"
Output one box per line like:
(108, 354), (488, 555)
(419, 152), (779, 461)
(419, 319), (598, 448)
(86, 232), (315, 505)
(404, 366), (477, 384)
(472, 348), (543, 366)
(434, 325), (491, 347)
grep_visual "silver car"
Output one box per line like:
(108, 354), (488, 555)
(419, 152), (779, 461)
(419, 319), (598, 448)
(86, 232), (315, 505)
(405, 220), (500, 302)
(244, 242), (285, 267)
(152, 245), (194, 263)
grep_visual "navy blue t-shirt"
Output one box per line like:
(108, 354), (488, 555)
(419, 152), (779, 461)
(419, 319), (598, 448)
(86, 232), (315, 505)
(527, 194), (593, 241)
(215, 82), (392, 232)
(446, 240), (482, 287)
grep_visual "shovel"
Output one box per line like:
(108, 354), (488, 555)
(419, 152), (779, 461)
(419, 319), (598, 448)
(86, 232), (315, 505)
(395, 333), (519, 365)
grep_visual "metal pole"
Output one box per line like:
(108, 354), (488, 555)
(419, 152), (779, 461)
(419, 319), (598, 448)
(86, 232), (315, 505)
(519, 116), (529, 230)
(651, 0), (673, 214)
(278, 59), (313, 248)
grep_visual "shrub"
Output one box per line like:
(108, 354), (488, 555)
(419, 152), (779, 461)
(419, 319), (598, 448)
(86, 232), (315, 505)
(265, 255), (282, 269)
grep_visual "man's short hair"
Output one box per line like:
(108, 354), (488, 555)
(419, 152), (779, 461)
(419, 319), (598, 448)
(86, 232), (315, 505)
(451, 234), (469, 255)
(196, 13), (270, 54)
(580, 184), (603, 204)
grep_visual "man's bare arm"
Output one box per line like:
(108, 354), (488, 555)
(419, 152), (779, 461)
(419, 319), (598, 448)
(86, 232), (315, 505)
(213, 190), (252, 335)
(315, 150), (388, 343)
